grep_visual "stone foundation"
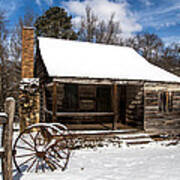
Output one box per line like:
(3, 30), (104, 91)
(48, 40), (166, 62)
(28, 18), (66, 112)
(19, 78), (40, 132)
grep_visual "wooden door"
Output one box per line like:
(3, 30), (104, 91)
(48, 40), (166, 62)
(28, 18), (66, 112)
(63, 84), (78, 112)
(96, 86), (111, 112)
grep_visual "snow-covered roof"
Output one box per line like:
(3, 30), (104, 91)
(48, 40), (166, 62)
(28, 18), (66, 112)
(38, 37), (180, 83)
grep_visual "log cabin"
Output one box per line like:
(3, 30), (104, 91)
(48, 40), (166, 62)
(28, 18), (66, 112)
(19, 27), (180, 134)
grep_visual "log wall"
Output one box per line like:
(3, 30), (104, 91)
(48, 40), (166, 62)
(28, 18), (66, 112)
(144, 82), (180, 134)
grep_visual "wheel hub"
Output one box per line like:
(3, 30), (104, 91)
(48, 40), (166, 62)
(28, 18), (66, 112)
(36, 151), (46, 159)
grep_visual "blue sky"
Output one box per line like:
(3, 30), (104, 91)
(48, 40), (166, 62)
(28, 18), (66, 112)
(0, 0), (180, 45)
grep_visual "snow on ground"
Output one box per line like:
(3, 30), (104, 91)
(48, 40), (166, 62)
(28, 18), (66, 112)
(1, 129), (180, 180)
(13, 143), (180, 180)
(13, 136), (180, 179)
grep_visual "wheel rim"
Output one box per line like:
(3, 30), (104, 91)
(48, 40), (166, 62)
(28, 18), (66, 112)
(13, 124), (71, 173)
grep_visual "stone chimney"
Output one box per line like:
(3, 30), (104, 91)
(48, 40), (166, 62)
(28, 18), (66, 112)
(20, 27), (40, 132)
(21, 27), (35, 78)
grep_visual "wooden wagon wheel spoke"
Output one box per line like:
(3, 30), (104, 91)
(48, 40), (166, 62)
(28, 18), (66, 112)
(47, 155), (64, 169)
(18, 156), (35, 168)
(41, 126), (53, 137)
(20, 137), (35, 150)
(41, 159), (45, 173)
(51, 147), (68, 160)
(54, 145), (69, 156)
(35, 159), (40, 173)
(16, 153), (36, 158)
(27, 158), (37, 172)
(47, 150), (64, 164)
(43, 140), (52, 151)
(44, 157), (57, 171)
(29, 132), (38, 146)
(34, 131), (41, 145)
(16, 145), (34, 152)
(29, 132), (34, 142)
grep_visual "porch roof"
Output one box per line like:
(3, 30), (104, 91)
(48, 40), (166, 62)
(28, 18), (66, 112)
(38, 37), (180, 83)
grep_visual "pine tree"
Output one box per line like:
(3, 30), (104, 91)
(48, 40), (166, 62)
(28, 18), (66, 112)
(34, 7), (77, 40)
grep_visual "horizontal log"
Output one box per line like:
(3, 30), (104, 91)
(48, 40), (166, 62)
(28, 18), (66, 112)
(53, 78), (113, 85)
(173, 97), (180, 100)
(64, 122), (134, 130)
(126, 119), (143, 127)
(44, 108), (114, 117)
(57, 112), (114, 117)
(65, 123), (113, 130)
(145, 105), (159, 109)
(173, 92), (180, 96)
(146, 124), (180, 130)
(126, 110), (135, 115)
(59, 117), (113, 124)
(53, 78), (145, 85)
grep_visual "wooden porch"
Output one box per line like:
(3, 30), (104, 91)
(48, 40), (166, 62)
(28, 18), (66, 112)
(42, 78), (144, 130)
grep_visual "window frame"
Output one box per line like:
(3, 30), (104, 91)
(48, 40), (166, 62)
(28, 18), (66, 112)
(159, 91), (173, 112)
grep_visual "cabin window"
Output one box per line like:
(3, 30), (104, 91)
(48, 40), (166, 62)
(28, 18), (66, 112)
(159, 91), (173, 112)
(63, 84), (78, 111)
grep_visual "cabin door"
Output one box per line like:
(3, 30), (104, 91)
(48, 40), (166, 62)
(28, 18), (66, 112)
(96, 86), (111, 112)
(63, 84), (78, 112)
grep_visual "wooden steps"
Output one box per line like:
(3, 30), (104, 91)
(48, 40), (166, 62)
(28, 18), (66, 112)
(69, 129), (154, 147)
(65, 122), (137, 130)
(115, 132), (153, 146)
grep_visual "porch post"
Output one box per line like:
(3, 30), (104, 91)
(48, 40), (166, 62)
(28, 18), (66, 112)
(52, 82), (57, 122)
(112, 83), (119, 130)
(42, 85), (46, 123)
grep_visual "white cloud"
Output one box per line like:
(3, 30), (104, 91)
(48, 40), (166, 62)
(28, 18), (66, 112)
(137, 1), (180, 30)
(35, 0), (41, 6)
(62, 0), (142, 38)
(45, 0), (53, 6)
(139, 0), (153, 6)
(162, 36), (180, 45)
(35, 0), (53, 6)
(0, 0), (17, 18)
(156, 3), (180, 15)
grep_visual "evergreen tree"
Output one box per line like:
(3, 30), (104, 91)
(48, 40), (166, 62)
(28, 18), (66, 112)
(34, 7), (77, 40)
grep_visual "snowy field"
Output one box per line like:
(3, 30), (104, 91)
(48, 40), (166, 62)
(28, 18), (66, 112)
(0, 128), (180, 180)
(12, 141), (180, 180)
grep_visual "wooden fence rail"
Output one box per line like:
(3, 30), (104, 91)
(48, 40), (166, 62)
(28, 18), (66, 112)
(0, 98), (15, 180)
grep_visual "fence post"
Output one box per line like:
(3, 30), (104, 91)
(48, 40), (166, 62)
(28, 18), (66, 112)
(2, 97), (15, 180)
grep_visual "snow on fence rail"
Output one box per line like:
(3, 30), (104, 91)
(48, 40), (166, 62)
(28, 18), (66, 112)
(0, 98), (15, 180)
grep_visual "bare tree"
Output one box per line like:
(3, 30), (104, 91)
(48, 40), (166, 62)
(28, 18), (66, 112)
(78, 7), (120, 44)
(0, 10), (9, 110)
(160, 43), (180, 76)
(123, 33), (164, 63)
(1, 10), (37, 111)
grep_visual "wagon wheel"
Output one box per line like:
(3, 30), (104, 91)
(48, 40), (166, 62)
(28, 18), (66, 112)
(13, 123), (70, 173)
(51, 123), (73, 166)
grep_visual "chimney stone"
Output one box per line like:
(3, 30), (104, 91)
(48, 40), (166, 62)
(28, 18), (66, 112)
(21, 27), (35, 78)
